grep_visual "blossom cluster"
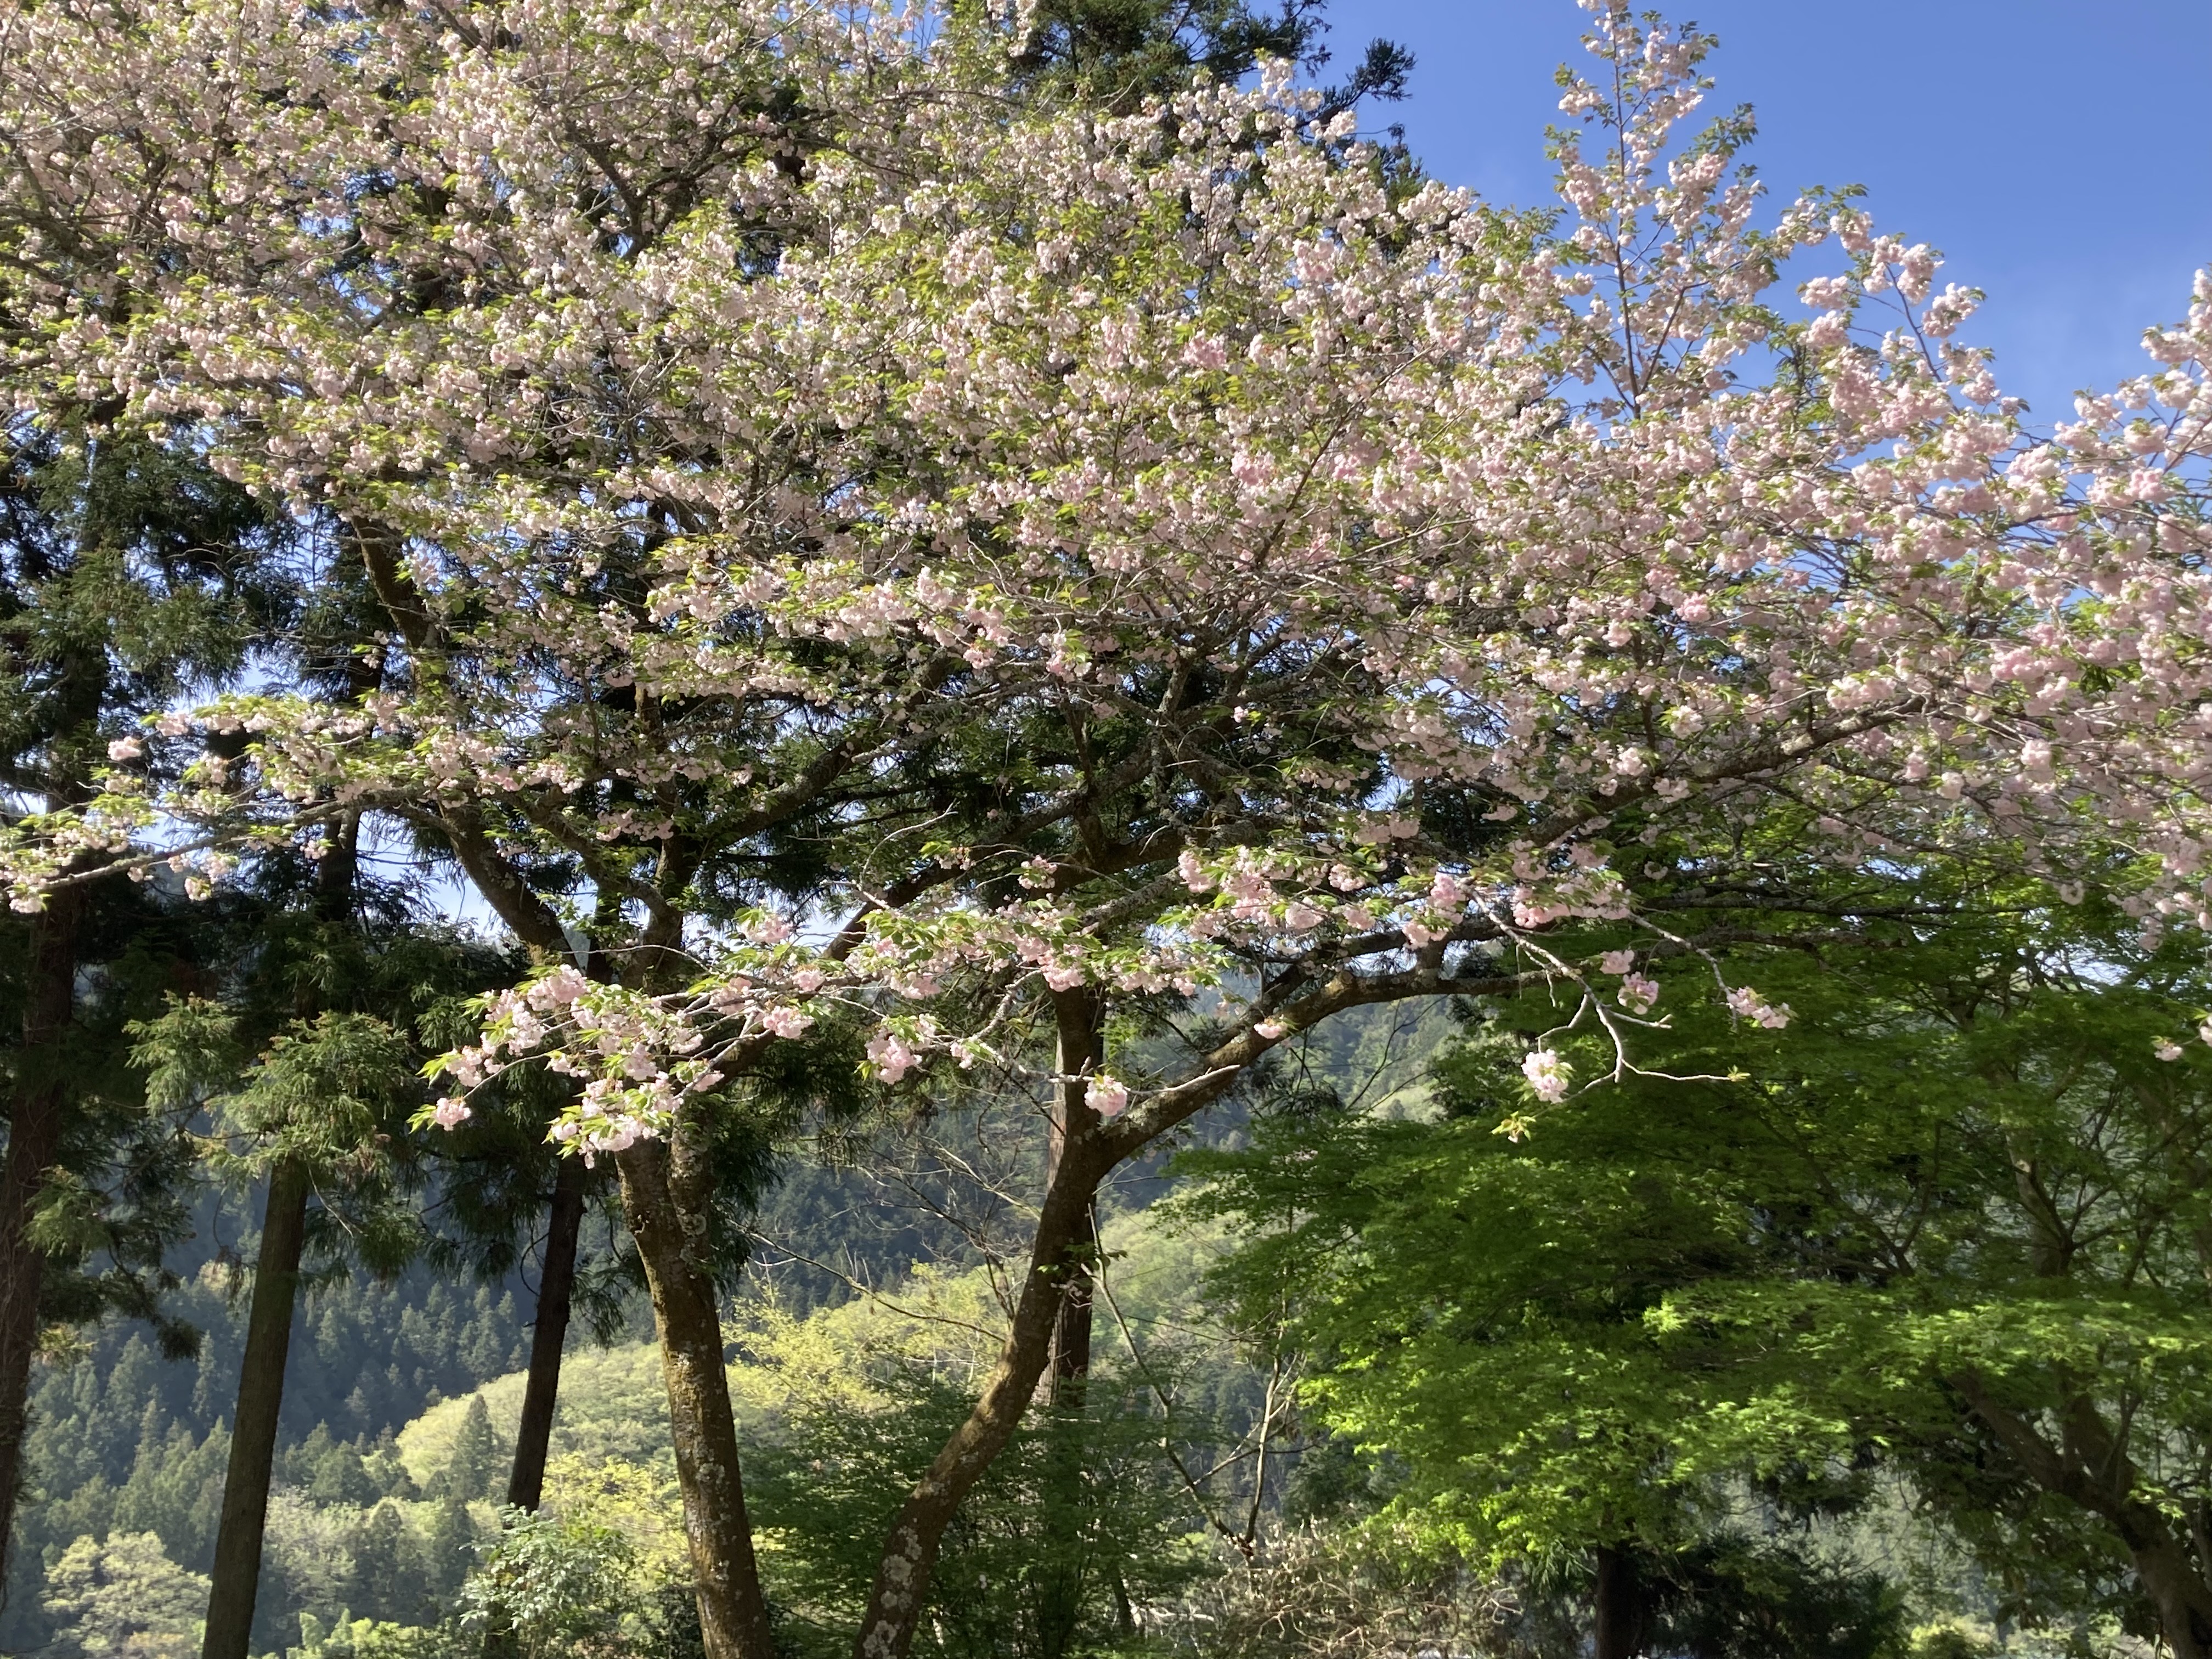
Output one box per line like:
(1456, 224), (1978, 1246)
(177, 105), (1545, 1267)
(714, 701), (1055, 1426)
(2, 1), (2210, 1143)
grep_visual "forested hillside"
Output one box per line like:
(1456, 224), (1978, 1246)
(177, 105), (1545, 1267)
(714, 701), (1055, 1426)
(1, 1215), (540, 1651)
(4, 994), (1453, 1654)
(5, 1167), (1287, 1655)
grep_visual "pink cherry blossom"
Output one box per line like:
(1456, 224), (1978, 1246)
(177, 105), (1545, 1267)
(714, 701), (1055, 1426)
(1522, 1049), (1572, 1103)
(1085, 1075), (1129, 1118)
(759, 1007), (814, 1039)
(1726, 987), (1793, 1030)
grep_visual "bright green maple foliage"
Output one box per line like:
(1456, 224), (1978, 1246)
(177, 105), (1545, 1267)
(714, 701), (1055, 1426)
(1189, 881), (2212, 1640)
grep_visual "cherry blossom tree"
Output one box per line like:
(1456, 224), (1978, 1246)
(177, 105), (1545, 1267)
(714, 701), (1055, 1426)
(4, 1), (2212, 1656)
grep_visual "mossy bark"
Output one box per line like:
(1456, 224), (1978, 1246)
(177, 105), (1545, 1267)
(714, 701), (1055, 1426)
(616, 1134), (776, 1659)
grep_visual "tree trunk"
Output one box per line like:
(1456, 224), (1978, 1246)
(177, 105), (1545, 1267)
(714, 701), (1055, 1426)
(2131, 1534), (2212, 1659)
(1036, 991), (1102, 1659)
(505, 1153), (586, 1512)
(0, 884), (84, 1574)
(201, 1154), (312, 1659)
(199, 795), (362, 1658)
(2059, 1396), (2212, 1658)
(1593, 1543), (1643, 1659)
(1046, 989), (1103, 1403)
(481, 1157), (589, 1659)
(836, 961), (1523, 1659)
(853, 1133), (1110, 1659)
(614, 1136), (776, 1659)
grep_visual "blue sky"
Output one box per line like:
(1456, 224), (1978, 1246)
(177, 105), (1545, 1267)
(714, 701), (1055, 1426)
(1324, 0), (2212, 424)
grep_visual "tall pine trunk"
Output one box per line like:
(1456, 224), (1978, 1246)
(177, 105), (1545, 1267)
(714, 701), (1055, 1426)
(1593, 1544), (1643, 1659)
(616, 1134), (776, 1659)
(1035, 990), (1102, 1659)
(0, 624), (102, 1576)
(479, 1157), (589, 1659)
(200, 1154), (311, 1659)
(504, 1153), (585, 1511)
(202, 812), (358, 1659)
(0, 884), (86, 1573)
(504, 915), (618, 1515)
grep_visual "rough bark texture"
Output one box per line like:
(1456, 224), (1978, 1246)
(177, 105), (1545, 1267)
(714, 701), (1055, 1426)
(0, 884), (84, 1576)
(505, 1153), (586, 1512)
(616, 1135), (776, 1659)
(201, 1155), (312, 1659)
(1046, 989), (1103, 1401)
(1036, 991), (1102, 1659)
(1593, 1544), (1644, 1659)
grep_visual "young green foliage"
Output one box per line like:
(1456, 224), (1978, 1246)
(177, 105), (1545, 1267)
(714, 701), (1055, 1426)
(1190, 879), (2212, 1650)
